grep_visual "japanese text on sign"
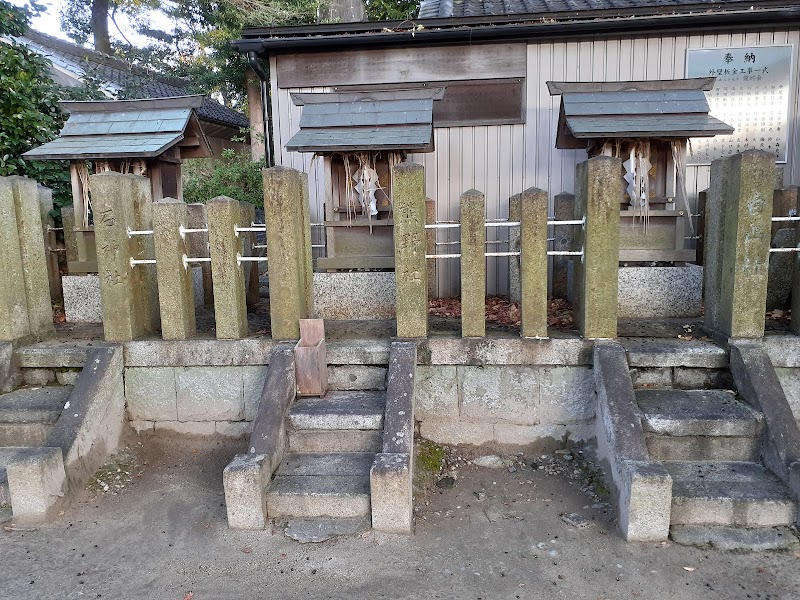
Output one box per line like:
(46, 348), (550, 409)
(686, 45), (792, 165)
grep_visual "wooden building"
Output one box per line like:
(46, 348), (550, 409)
(234, 0), (800, 297)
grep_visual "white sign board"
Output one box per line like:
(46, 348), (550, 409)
(686, 45), (793, 165)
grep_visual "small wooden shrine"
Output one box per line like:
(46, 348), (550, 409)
(549, 78), (734, 262)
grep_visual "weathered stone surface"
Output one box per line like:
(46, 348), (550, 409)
(223, 453), (270, 529)
(645, 434), (759, 462)
(419, 419), (493, 446)
(459, 189), (486, 338)
(775, 367), (800, 423)
(392, 162), (428, 338)
(61, 206), (79, 267)
(22, 367), (55, 386)
(766, 228), (796, 310)
(313, 272), (396, 320)
(459, 366), (538, 425)
(629, 367), (673, 388)
(187, 203), (213, 306)
(208, 196), (248, 339)
(152, 198), (196, 340)
(289, 392), (385, 431)
(124, 339), (276, 367)
(493, 423), (568, 446)
(667, 461), (797, 527)
(14, 342), (92, 369)
(618, 266), (702, 318)
(621, 459), (673, 542)
(670, 525), (799, 551)
(622, 339), (728, 368)
(573, 157), (621, 339)
(508, 193), (521, 304)
(673, 367), (733, 390)
(56, 370), (80, 386)
(276, 452), (374, 477)
(176, 366), (244, 422)
(6, 447), (65, 520)
(242, 365), (268, 420)
(266, 474), (370, 518)
(249, 346), (295, 460)
(0, 177), (32, 341)
(124, 367), (177, 421)
(326, 340), (390, 366)
(0, 342), (20, 393)
(426, 198), (436, 297)
(129, 420), (154, 433)
(327, 366), (387, 391)
(704, 151), (775, 338)
(538, 366), (595, 423)
(63, 275), (102, 324)
(263, 167), (309, 340)
(519, 187), (548, 338)
(421, 337), (593, 366)
(414, 366), (458, 420)
(215, 421), (252, 437)
(0, 385), (69, 426)
(371, 453), (412, 533)
(288, 429), (382, 453)
(284, 516), (371, 542)
(551, 192), (577, 300)
(764, 335), (800, 368)
(382, 342), (416, 454)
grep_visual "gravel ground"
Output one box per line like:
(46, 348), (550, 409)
(1, 434), (799, 600)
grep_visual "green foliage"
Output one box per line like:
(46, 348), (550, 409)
(0, 1), (75, 210)
(365, 0), (419, 21)
(182, 145), (266, 207)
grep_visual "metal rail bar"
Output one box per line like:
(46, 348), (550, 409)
(234, 225), (267, 237)
(547, 218), (585, 226)
(485, 251), (520, 257)
(236, 253), (268, 264)
(769, 247), (800, 253)
(426, 254), (460, 259)
(771, 216), (800, 222)
(547, 250), (584, 256)
(130, 258), (156, 267)
(179, 225), (208, 239)
(127, 228), (153, 238)
(182, 255), (212, 270)
(485, 221), (520, 227)
(425, 223), (460, 229)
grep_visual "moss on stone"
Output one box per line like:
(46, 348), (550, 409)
(416, 440), (446, 473)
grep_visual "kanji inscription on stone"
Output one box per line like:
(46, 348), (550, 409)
(686, 45), (792, 165)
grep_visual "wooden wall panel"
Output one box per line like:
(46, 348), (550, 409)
(272, 29), (800, 298)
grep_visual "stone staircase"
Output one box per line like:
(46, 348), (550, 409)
(631, 363), (798, 544)
(266, 382), (387, 539)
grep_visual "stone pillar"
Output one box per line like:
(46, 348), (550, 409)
(152, 198), (196, 340)
(574, 157), (621, 339)
(187, 203), (213, 306)
(37, 186), (61, 301)
(791, 193), (800, 337)
(552, 192), (577, 300)
(240, 201), (261, 309)
(703, 150), (775, 339)
(460, 189), (486, 338)
(61, 207), (80, 271)
(520, 187), (549, 338)
(508, 193), (521, 304)
(130, 177), (160, 332)
(425, 198), (436, 297)
(392, 162), (428, 338)
(301, 174), (314, 315)
(208, 196), (249, 339)
(0, 177), (31, 341)
(90, 173), (157, 342)
(263, 166), (308, 340)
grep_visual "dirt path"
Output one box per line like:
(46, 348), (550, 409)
(0, 435), (798, 600)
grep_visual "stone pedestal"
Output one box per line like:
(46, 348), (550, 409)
(152, 198), (196, 340)
(520, 187), (548, 338)
(392, 162), (428, 338)
(704, 151), (776, 339)
(208, 196), (249, 339)
(574, 157), (621, 339)
(460, 190), (486, 338)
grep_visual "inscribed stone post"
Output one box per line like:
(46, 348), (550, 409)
(704, 151), (775, 339)
(301, 174), (314, 316)
(392, 162), (428, 338)
(425, 198), (436, 297)
(0, 177), (30, 341)
(240, 202), (261, 308)
(508, 193), (521, 304)
(187, 203), (212, 305)
(36, 185), (61, 301)
(573, 157), (621, 339)
(90, 173), (155, 341)
(460, 190), (486, 338)
(520, 187), (548, 338)
(61, 207), (79, 269)
(263, 167), (308, 340)
(208, 196), (249, 339)
(552, 192), (577, 300)
(152, 198), (196, 339)
(130, 176), (160, 331)
(10, 177), (53, 338)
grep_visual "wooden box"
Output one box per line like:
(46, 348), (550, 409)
(294, 319), (327, 397)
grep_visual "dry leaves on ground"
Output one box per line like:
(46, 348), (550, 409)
(428, 296), (574, 329)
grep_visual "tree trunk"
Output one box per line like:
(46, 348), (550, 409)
(91, 0), (112, 54)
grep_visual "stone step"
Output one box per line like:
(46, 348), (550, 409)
(15, 343), (94, 368)
(0, 448), (27, 506)
(637, 389), (764, 461)
(288, 429), (383, 453)
(283, 516), (372, 543)
(275, 452), (375, 477)
(327, 365), (387, 391)
(666, 461), (797, 527)
(670, 525), (799, 551)
(266, 475), (371, 519)
(0, 386), (72, 446)
(289, 391), (385, 431)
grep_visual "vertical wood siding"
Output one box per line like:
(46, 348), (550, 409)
(271, 29), (800, 298)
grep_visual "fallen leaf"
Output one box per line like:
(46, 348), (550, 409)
(793, 550), (800, 560)
(57, 510), (65, 516)
(241, 546), (252, 554)
(183, 594), (194, 600)
(682, 566), (696, 572)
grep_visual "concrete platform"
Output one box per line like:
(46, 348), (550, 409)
(666, 461), (797, 527)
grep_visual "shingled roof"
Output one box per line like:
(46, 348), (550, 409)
(419, 0), (758, 19)
(16, 29), (249, 130)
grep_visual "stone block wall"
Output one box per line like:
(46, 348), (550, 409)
(415, 365), (595, 447)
